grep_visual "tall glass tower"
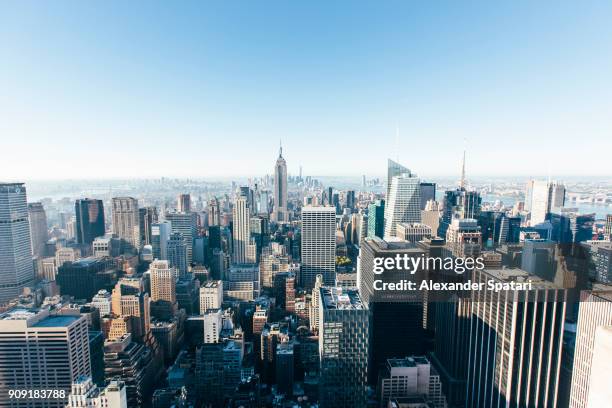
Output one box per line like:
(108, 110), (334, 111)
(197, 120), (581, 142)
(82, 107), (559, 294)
(0, 183), (35, 304)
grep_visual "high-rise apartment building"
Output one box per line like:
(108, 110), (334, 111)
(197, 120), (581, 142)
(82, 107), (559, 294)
(28, 202), (48, 257)
(0, 183), (35, 304)
(111, 197), (140, 250)
(569, 289), (612, 408)
(301, 206), (336, 288)
(0, 309), (91, 408)
(318, 287), (369, 408)
(75, 198), (105, 245)
(384, 173), (421, 239)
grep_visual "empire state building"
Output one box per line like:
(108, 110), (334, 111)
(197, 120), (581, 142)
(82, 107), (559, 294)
(273, 144), (288, 223)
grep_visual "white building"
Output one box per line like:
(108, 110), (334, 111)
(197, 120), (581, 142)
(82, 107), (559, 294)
(232, 197), (256, 264)
(0, 309), (91, 408)
(91, 289), (112, 316)
(149, 259), (176, 303)
(0, 183), (36, 304)
(203, 308), (223, 344)
(384, 174), (421, 239)
(569, 289), (612, 408)
(66, 376), (128, 408)
(200, 280), (223, 314)
(529, 180), (566, 225)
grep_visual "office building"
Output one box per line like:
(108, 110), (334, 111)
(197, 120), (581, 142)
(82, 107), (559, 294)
(384, 173), (421, 239)
(420, 199), (440, 235)
(75, 198), (105, 245)
(276, 342), (294, 395)
(358, 238), (427, 382)
(396, 222), (432, 243)
(138, 206), (158, 247)
(367, 199), (385, 239)
(378, 356), (447, 408)
(569, 289), (612, 408)
(167, 232), (188, 276)
(528, 180), (566, 225)
(112, 197), (140, 250)
(103, 333), (160, 407)
(232, 196), (256, 264)
(273, 145), (288, 223)
(177, 193), (191, 213)
(165, 212), (197, 264)
(28, 202), (48, 257)
(57, 257), (117, 301)
(0, 309), (91, 408)
(419, 182), (436, 210)
(318, 287), (369, 408)
(586, 326), (612, 406)
(301, 206), (336, 288)
(150, 260), (176, 304)
(466, 268), (566, 408)
(445, 218), (482, 258)
(151, 220), (171, 260)
(387, 159), (411, 198)
(203, 308), (223, 343)
(200, 280), (223, 313)
(0, 183), (36, 304)
(66, 376), (128, 408)
(92, 289), (112, 316)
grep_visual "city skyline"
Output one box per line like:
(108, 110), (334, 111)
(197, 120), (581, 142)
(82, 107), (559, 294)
(2, 2), (612, 179)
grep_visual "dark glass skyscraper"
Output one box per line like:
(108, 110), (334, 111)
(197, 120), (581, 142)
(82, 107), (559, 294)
(75, 199), (105, 245)
(419, 182), (436, 210)
(367, 200), (385, 239)
(438, 189), (481, 238)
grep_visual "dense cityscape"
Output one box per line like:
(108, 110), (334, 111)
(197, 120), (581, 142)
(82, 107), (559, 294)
(1, 146), (612, 407)
(2, 2), (612, 407)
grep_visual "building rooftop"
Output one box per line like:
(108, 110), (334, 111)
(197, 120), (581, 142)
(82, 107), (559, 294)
(483, 268), (561, 289)
(320, 287), (365, 310)
(32, 315), (80, 328)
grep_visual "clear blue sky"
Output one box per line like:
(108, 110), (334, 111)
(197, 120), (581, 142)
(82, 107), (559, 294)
(1, 1), (611, 180)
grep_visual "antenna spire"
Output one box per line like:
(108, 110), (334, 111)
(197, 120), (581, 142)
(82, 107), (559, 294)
(279, 139), (283, 158)
(460, 142), (466, 189)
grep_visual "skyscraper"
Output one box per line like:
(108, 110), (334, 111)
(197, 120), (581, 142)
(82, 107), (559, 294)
(273, 144), (288, 223)
(318, 287), (369, 408)
(112, 197), (140, 250)
(0, 309), (91, 408)
(138, 206), (158, 247)
(149, 259), (177, 304)
(386, 159), (411, 199)
(438, 189), (482, 238)
(301, 206), (336, 288)
(28, 202), (48, 257)
(177, 193), (191, 213)
(165, 211), (197, 264)
(466, 268), (566, 408)
(167, 232), (188, 276)
(232, 196), (256, 264)
(367, 200), (385, 239)
(75, 198), (105, 245)
(384, 173), (421, 239)
(0, 183), (35, 304)
(151, 220), (171, 260)
(529, 180), (566, 225)
(419, 182), (436, 210)
(569, 289), (612, 408)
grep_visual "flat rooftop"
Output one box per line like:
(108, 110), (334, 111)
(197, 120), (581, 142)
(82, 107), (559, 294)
(32, 315), (79, 328)
(321, 287), (365, 310)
